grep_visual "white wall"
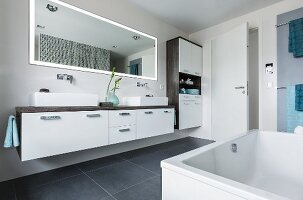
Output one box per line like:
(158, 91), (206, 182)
(0, 0), (188, 182)
(189, 0), (303, 139)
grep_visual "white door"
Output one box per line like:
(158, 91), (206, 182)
(211, 23), (248, 141)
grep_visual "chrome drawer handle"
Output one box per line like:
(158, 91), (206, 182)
(184, 103), (190, 105)
(119, 113), (130, 116)
(119, 128), (130, 132)
(145, 111), (153, 114)
(40, 116), (61, 120)
(86, 114), (101, 118)
(164, 111), (172, 113)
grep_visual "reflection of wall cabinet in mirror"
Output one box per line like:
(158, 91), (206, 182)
(30, 0), (158, 80)
(166, 37), (202, 130)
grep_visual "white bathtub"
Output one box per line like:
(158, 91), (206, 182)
(161, 130), (303, 200)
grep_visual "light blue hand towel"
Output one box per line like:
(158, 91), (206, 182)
(3, 115), (20, 148)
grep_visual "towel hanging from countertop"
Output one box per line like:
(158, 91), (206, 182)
(3, 115), (20, 148)
(289, 18), (303, 58)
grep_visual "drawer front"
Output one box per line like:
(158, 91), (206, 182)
(137, 109), (174, 139)
(21, 111), (109, 161)
(180, 94), (194, 101)
(157, 109), (175, 136)
(180, 94), (201, 102)
(109, 110), (136, 127)
(179, 101), (202, 130)
(109, 125), (136, 145)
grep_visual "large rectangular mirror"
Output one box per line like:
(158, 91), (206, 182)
(30, 0), (158, 80)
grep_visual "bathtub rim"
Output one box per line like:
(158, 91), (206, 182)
(161, 130), (294, 200)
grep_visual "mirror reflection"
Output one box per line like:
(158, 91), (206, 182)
(32, 0), (157, 79)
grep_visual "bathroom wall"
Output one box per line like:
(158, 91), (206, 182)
(0, 0), (188, 182)
(189, 0), (303, 139)
(277, 7), (303, 132)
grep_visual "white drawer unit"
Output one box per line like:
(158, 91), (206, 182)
(109, 125), (136, 145)
(109, 110), (136, 127)
(21, 111), (109, 161)
(18, 107), (175, 161)
(137, 108), (174, 139)
(179, 95), (202, 130)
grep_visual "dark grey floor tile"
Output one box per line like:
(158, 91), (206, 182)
(17, 174), (109, 200)
(76, 155), (124, 172)
(128, 151), (172, 175)
(185, 137), (214, 148)
(118, 146), (160, 160)
(87, 161), (155, 195)
(114, 176), (161, 200)
(101, 196), (116, 200)
(0, 180), (16, 200)
(15, 165), (81, 193)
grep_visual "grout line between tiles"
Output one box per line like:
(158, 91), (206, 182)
(110, 174), (160, 197)
(78, 156), (125, 173)
(116, 155), (160, 176)
(76, 166), (118, 200)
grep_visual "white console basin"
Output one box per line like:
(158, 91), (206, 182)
(29, 92), (99, 107)
(122, 97), (168, 106)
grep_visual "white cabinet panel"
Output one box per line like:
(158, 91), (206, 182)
(191, 44), (203, 76)
(109, 110), (136, 127)
(179, 38), (202, 76)
(179, 95), (202, 130)
(179, 38), (192, 74)
(137, 109), (174, 139)
(21, 111), (108, 161)
(109, 125), (136, 145)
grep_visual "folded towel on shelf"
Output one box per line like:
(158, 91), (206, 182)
(3, 115), (20, 148)
(289, 18), (303, 58)
(295, 84), (303, 111)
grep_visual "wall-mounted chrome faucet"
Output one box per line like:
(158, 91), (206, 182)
(137, 82), (148, 87)
(57, 74), (74, 84)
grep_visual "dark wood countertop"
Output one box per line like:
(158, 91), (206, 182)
(16, 105), (175, 115)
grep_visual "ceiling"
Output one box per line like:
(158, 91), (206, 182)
(126, 0), (283, 33)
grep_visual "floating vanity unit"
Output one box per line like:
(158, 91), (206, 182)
(167, 37), (203, 130)
(16, 106), (174, 161)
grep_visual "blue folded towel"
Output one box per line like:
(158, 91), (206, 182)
(3, 115), (20, 148)
(289, 18), (303, 58)
(295, 84), (303, 111)
(287, 86), (303, 132)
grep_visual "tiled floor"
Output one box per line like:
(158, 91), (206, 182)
(1, 137), (213, 200)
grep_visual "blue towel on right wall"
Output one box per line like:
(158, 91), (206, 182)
(289, 18), (303, 58)
(296, 84), (303, 111)
(287, 86), (303, 132)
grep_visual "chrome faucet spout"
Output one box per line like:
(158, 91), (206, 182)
(57, 74), (74, 84)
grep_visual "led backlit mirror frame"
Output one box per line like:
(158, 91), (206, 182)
(29, 0), (158, 80)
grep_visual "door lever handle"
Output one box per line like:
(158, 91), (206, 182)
(235, 86), (245, 89)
